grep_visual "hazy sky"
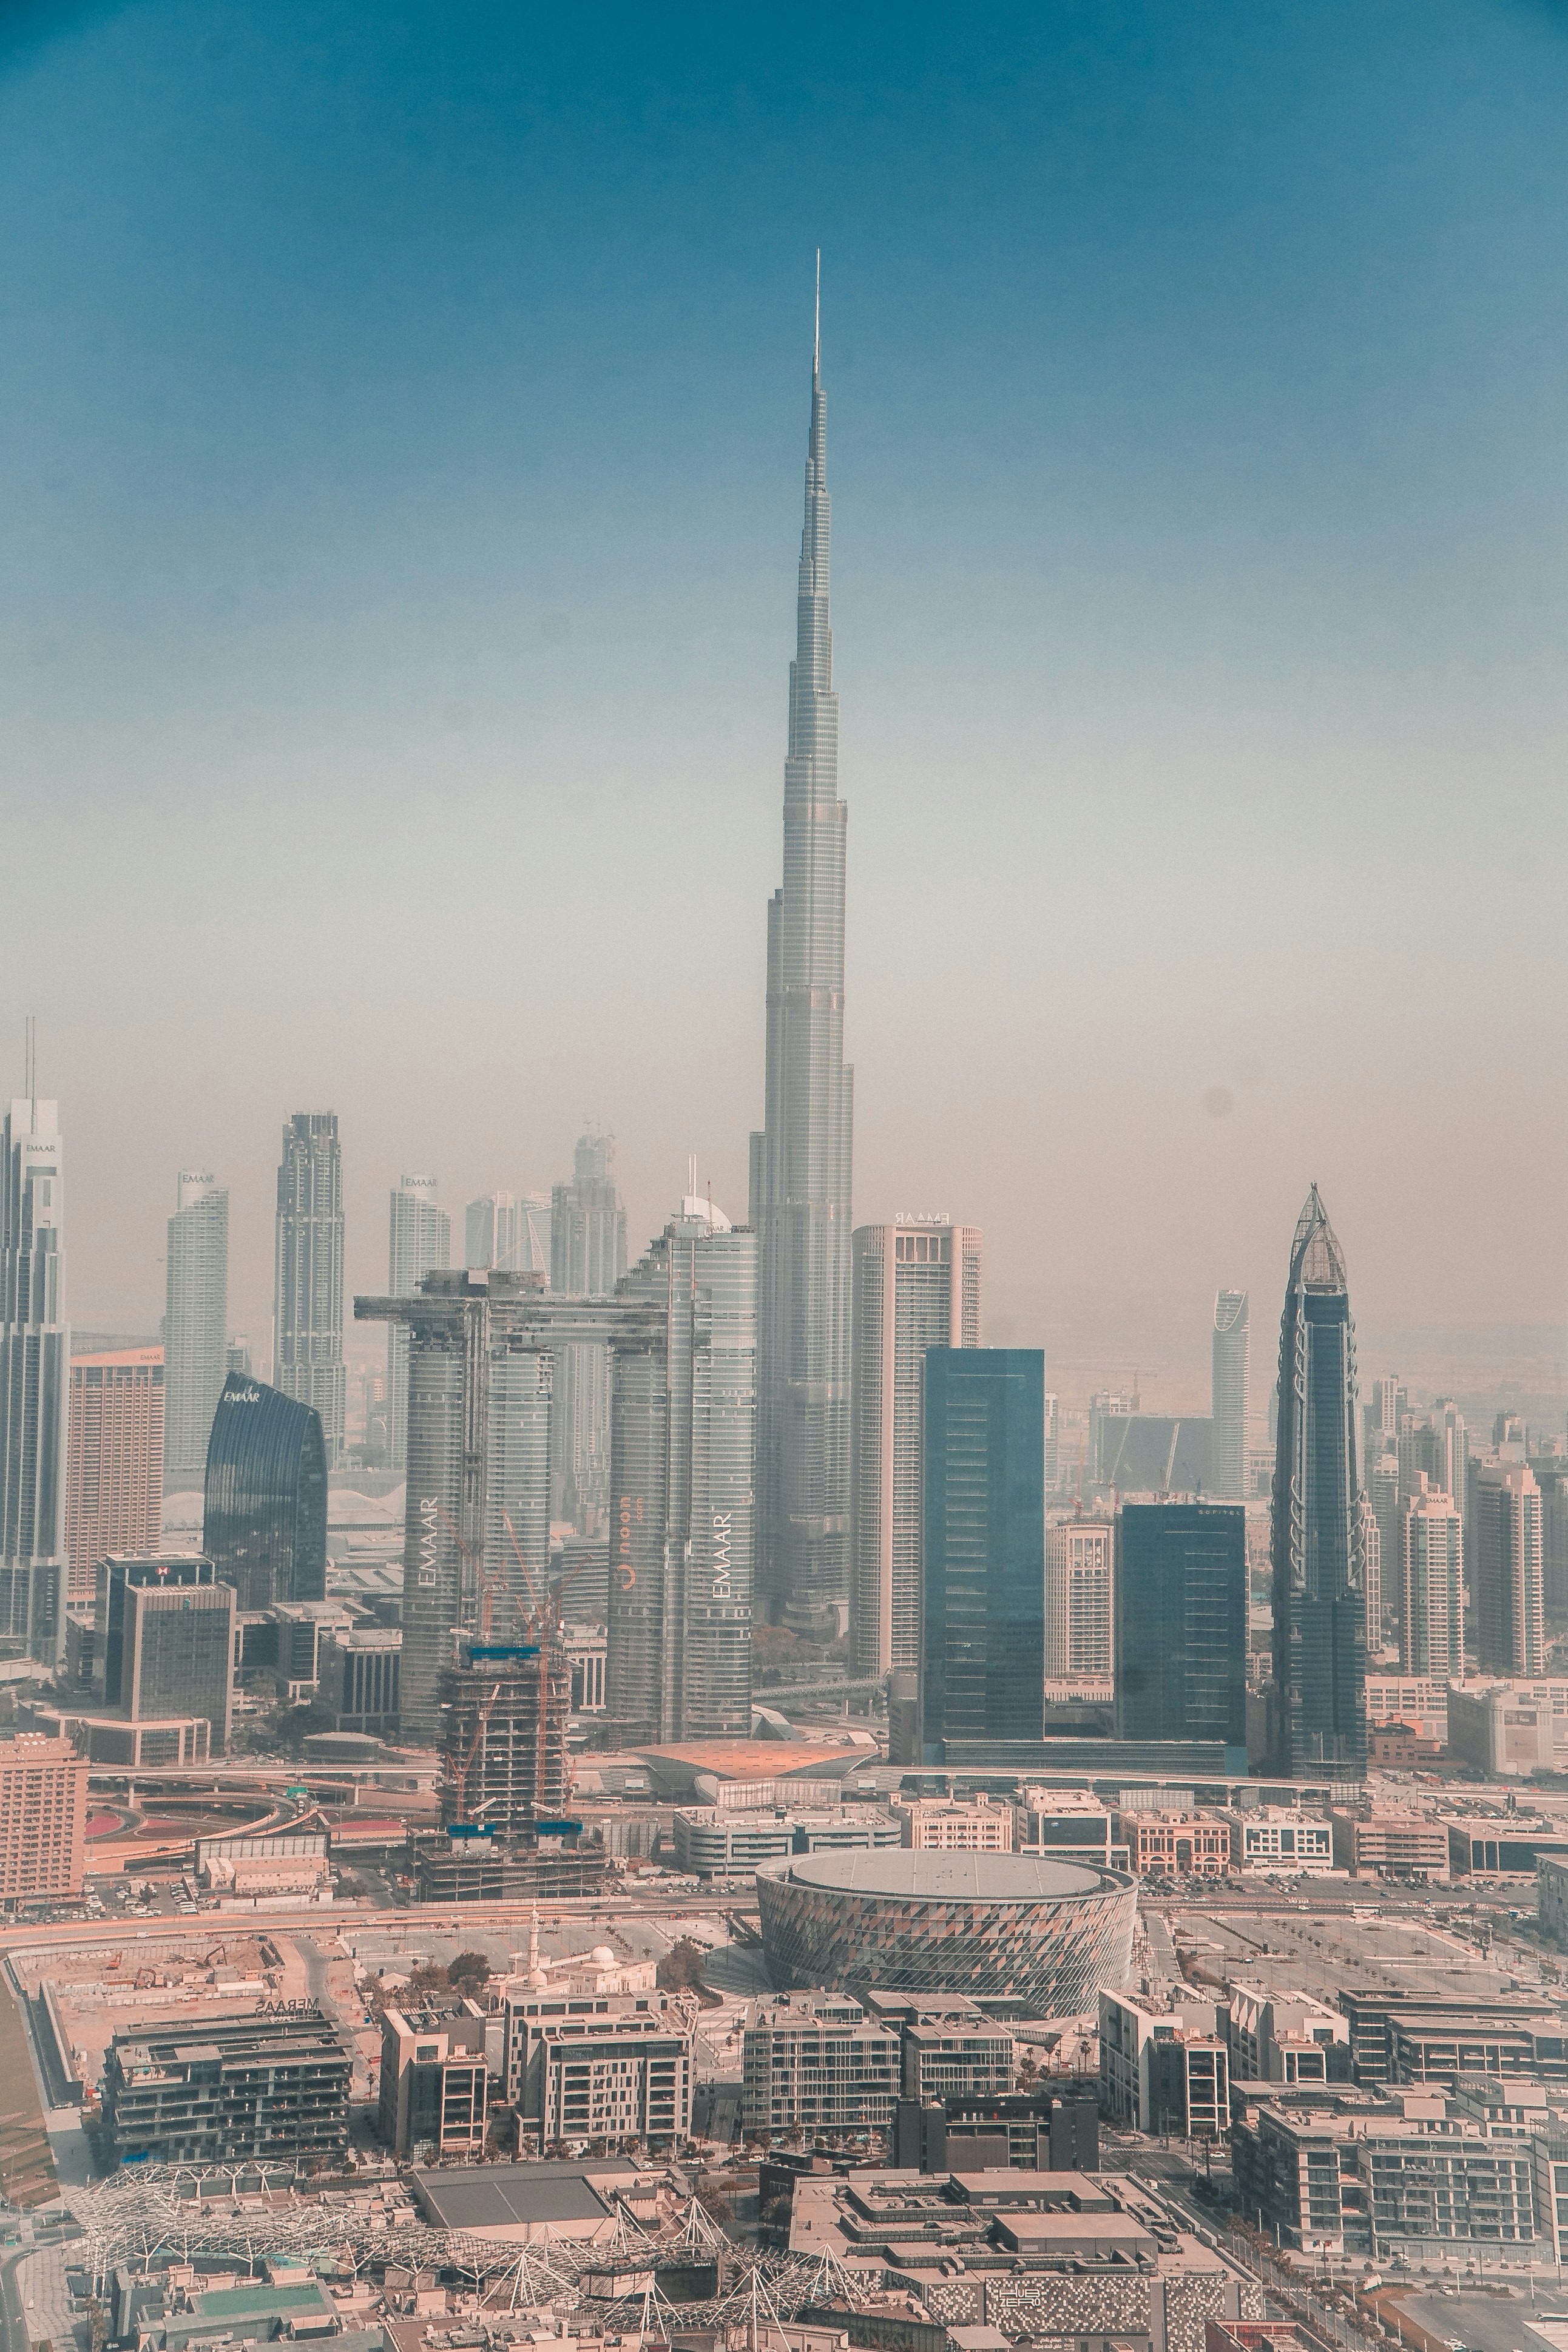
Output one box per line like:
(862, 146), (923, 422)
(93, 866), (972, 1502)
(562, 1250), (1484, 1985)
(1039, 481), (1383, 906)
(5, 0), (1567, 1411)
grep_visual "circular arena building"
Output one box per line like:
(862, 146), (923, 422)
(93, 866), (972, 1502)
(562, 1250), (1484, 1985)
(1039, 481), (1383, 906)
(755, 1849), (1136, 2019)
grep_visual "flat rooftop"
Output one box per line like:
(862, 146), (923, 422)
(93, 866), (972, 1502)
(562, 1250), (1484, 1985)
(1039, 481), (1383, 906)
(409, 2159), (634, 2233)
(767, 1850), (1107, 1900)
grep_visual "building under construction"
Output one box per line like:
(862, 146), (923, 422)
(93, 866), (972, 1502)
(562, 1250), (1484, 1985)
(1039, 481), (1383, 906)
(436, 1637), (572, 1837)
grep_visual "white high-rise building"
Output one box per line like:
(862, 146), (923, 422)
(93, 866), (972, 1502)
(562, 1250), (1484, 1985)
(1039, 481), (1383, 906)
(1399, 1478), (1463, 1680)
(164, 1171), (229, 1482)
(848, 1219), (982, 1680)
(1211, 1290), (1249, 1500)
(1044, 1517), (1114, 1694)
(1360, 1495), (1382, 1654)
(0, 1094), (69, 1663)
(387, 1174), (450, 1472)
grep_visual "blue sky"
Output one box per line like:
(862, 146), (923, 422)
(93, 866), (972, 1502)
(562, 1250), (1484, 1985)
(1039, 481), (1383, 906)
(4, 0), (1566, 1402)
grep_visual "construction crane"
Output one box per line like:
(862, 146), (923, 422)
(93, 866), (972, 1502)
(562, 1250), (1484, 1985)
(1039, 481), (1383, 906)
(442, 1681), (502, 1824)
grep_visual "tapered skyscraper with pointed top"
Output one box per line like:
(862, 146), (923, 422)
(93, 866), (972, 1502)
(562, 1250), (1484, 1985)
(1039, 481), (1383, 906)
(1269, 1184), (1367, 1777)
(750, 269), (854, 1632)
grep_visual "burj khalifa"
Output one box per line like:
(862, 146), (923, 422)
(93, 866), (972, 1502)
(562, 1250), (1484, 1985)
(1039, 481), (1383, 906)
(749, 268), (854, 1633)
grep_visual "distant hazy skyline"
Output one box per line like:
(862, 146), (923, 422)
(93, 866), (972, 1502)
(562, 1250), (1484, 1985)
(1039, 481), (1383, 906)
(5, 0), (1567, 1408)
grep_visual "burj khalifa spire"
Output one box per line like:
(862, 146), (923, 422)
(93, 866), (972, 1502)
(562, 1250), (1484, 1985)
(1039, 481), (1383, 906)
(749, 259), (854, 1634)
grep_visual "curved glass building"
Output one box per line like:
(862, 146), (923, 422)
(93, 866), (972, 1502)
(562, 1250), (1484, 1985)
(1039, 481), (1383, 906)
(202, 1373), (328, 1611)
(756, 1850), (1136, 2021)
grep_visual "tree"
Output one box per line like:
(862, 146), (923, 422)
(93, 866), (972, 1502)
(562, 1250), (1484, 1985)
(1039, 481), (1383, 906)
(447, 1950), (490, 1993)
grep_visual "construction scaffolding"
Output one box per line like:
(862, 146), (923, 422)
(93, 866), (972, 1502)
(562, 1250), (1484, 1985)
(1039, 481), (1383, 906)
(437, 1640), (573, 1837)
(66, 2165), (865, 2340)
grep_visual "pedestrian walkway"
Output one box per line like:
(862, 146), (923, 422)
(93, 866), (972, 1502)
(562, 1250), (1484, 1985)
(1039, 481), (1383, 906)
(15, 2243), (75, 2352)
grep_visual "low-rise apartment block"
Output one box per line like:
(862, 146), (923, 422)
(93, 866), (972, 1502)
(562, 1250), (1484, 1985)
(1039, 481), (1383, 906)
(1099, 1987), (1230, 2139)
(895, 1796), (1015, 1851)
(1225, 1983), (1350, 2086)
(377, 2003), (488, 2158)
(1447, 1679), (1568, 1776)
(1225, 1807), (1333, 1874)
(1364, 1675), (1450, 1743)
(1015, 1789), (1117, 1865)
(504, 1990), (693, 2149)
(1330, 1810), (1450, 1880)
(1115, 1810), (1230, 1877)
(742, 1993), (901, 2138)
(102, 2009), (351, 2168)
(862, 1990), (1016, 2103)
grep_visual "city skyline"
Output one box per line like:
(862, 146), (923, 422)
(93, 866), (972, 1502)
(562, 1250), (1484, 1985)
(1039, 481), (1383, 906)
(6, 2), (1568, 1407)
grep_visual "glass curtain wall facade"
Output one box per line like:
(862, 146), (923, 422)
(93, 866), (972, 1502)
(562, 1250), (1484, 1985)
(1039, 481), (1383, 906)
(849, 1221), (983, 1681)
(1269, 1187), (1367, 1776)
(605, 1212), (757, 1743)
(750, 299), (854, 1637)
(164, 1173), (229, 1482)
(95, 1552), (214, 1707)
(272, 1113), (346, 1465)
(0, 1095), (69, 1663)
(201, 1374), (328, 1612)
(359, 1271), (555, 1737)
(387, 1175), (449, 1473)
(1114, 1501), (1248, 1749)
(1211, 1289), (1249, 1501)
(921, 1348), (1045, 1761)
(550, 1135), (627, 1532)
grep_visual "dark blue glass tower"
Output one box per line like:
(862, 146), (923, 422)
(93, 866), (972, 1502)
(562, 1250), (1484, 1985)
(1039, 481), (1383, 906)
(202, 1373), (328, 1612)
(921, 1348), (1044, 1760)
(1115, 1502), (1248, 1754)
(1269, 1188), (1367, 1776)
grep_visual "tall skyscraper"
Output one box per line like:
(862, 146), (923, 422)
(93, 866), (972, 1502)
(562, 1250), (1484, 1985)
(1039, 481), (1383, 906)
(607, 1195), (757, 1743)
(1474, 1458), (1544, 1678)
(0, 1091), (69, 1663)
(1268, 1186), (1367, 1777)
(357, 1271), (555, 1737)
(848, 1219), (982, 1679)
(749, 283), (854, 1637)
(921, 1349), (1045, 1760)
(1114, 1501), (1248, 1751)
(1399, 1479), (1463, 1680)
(64, 1348), (164, 1606)
(387, 1175), (450, 1472)
(164, 1172), (229, 1482)
(1210, 1291), (1249, 1500)
(1430, 1398), (1468, 1512)
(201, 1374), (328, 1612)
(550, 1133), (627, 1532)
(466, 1191), (549, 1277)
(272, 1113), (345, 1465)
(1360, 1495), (1382, 1654)
(1044, 1518), (1115, 1691)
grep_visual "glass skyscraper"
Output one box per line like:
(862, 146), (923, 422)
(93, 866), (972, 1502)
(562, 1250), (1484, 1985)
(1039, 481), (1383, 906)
(606, 1202), (757, 1743)
(549, 1133), (626, 1532)
(0, 1092), (69, 1664)
(164, 1172), (229, 1483)
(751, 284), (854, 1637)
(1114, 1501), (1248, 1751)
(921, 1348), (1045, 1760)
(272, 1112), (346, 1465)
(386, 1174), (450, 1472)
(1210, 1289), (1249, 1501)
(849, 1221), (983, 1681)
(201, 1373), (329, 1613)
(1269, 1186), (1367, 1777)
